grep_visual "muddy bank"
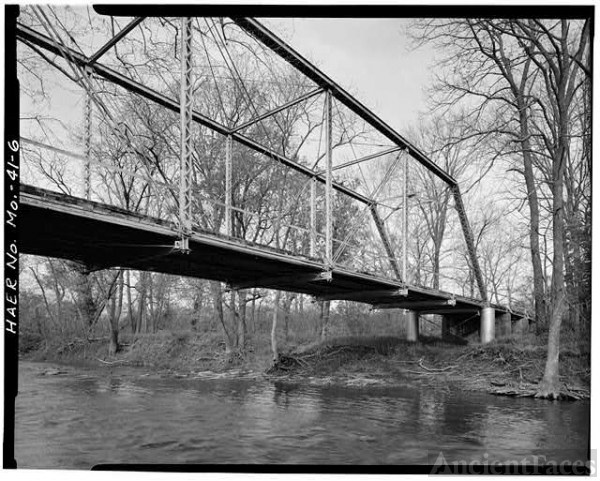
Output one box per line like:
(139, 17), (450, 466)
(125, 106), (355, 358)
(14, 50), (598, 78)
(266, 336), (590, 400)
(19, 332), (590, 400)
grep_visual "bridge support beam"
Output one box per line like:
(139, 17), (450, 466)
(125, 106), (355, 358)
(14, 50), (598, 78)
(84, 79), (92, 200)
(402, 149), (408, 283)
(405, 309), (419, 342)
(225, 135), (233, 236)
(496, 312), (511, 339)
(480, 306), (495, 344)
(179, 16), (194, 236)
(310, 177), (317, 257)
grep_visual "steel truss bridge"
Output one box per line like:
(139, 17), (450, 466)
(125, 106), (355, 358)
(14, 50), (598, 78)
(14, 9), (527, 342)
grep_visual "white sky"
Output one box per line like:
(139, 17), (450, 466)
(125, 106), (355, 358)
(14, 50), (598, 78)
(261, 17), (434, 134)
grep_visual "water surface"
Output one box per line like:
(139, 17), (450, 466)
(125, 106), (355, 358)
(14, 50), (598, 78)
(15, 361), (589, 468)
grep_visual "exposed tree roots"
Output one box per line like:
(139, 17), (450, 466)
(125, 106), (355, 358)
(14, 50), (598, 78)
(266, 343), (379, 375)
(492, 383), (589, 401)
(264, 337), (590, 401)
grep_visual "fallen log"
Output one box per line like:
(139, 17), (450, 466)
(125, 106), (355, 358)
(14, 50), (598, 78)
(490, 383), (589, 401)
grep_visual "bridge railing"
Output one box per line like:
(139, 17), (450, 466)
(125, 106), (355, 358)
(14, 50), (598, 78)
(21, 137), (87, 197)
(20, 136), (182, 225)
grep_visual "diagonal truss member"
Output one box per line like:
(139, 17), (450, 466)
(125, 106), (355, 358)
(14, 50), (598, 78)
(370, 204), (402, 280)
(88, 17), (145, 65)
(452, 185), (487, 301)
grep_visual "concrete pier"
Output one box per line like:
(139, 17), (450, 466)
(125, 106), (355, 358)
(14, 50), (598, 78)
(406, 310), (419, 342)
(480, 306), (495, 344)
(441, 315), (451, 341)
(496, 312), (511, 339)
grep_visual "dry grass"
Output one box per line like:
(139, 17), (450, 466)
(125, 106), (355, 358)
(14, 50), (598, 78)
(124, 330), (232, 371)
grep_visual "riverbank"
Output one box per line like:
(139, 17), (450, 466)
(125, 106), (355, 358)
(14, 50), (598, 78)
(19, 331), (590, 400)
(267, 336), (590, 400)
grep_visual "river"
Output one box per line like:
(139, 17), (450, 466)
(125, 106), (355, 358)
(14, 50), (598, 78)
(14, 361), (589, 469)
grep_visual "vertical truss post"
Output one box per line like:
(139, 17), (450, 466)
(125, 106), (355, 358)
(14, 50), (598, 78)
(370, 204), (401, 280)
(310, 176), (317, 257)
(179, 17), (193, 242)
(452, 184), (487, 302)
(402, 150), (408, 284)
(84, 70), (92, 201)
(225, 134), (233, 236)
(325, 90), (333, 268)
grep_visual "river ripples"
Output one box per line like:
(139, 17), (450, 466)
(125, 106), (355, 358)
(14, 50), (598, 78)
(15, 361), (589, 468)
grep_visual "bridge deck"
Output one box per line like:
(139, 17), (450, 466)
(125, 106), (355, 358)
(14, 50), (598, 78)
(20, 185), (522, 319)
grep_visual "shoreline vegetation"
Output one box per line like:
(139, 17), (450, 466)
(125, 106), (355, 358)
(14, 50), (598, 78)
(20, 331), (590, 401)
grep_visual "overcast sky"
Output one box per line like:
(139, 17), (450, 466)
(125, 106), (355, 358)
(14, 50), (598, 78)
(258, 18), (522, 211)
(261, 17), (436, 134)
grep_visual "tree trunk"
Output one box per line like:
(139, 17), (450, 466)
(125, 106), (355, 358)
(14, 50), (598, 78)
(250, 288), (257, 333)
(432, 248), (440, 290)
(48, 261), (66, 337)
(126, 270), (135, 334)
(136, 271), (147, 335)
(538, 298), (563, 398)
(192, 284), (202, 331)
(237, 290), (247, 352)
(282, 292), (295, 343)
(211, 281), (233, 352)
(108, 271), (124, 356)
(518, 107), (547, 332)
(73, 264), (96, 327)
(271, 291), (281, 360)
(108, 324), (119, 356)
(563, 216), (579, 337)
(147, 272), (157, 332)
(30, 266), (59, 334)
(537, 22), (578, 395)
(34, 304), (47, 341)
(538, 108), (569, 397)
(229, 289), (239, 350)
(319, 300), (331, 342)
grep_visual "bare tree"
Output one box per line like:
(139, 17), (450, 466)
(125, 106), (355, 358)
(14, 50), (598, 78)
(511, 19), (590, 397)
(409, 17), (548, 327)
(410, 17), (591, 397)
